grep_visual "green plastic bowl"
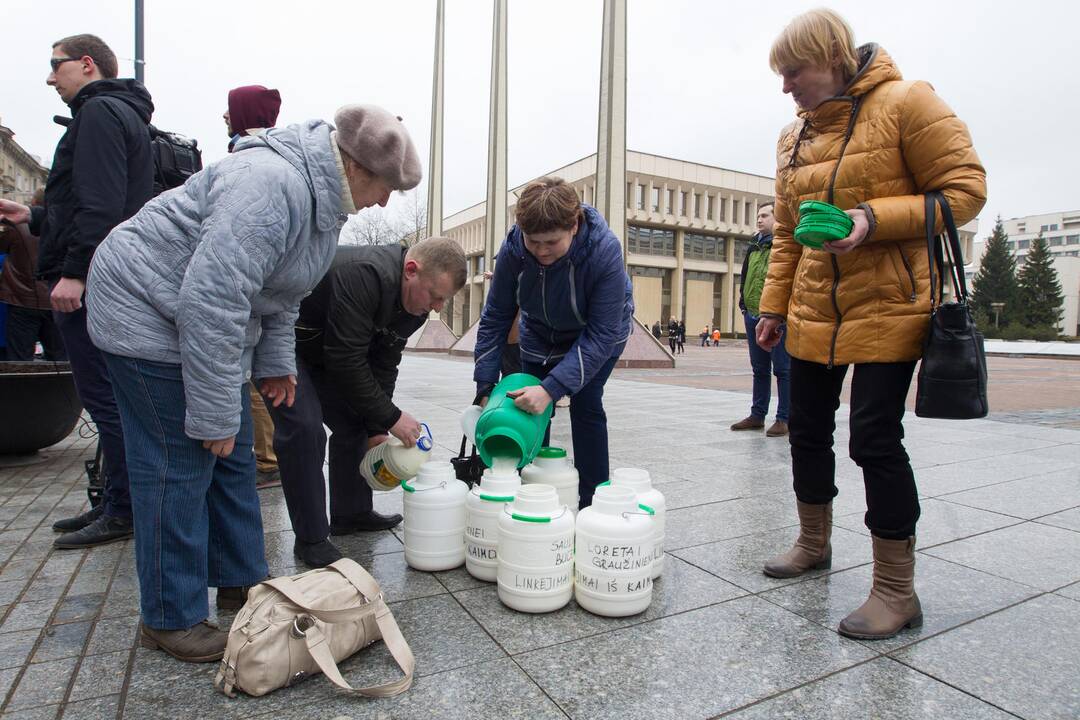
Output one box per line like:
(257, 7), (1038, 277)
(795, 220), (852, 248)
(799, 200), (852, 222)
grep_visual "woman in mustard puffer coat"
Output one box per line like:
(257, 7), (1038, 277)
(756, 9), (986, 641)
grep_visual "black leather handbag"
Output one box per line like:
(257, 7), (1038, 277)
(914, 192), (989, 419)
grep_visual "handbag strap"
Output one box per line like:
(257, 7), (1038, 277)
(924, 191), (970, 309)
(300, 596), (415, 697)
(264, 560), (415, 697)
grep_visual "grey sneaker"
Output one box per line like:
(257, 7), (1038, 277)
(53, 514), (133, 549)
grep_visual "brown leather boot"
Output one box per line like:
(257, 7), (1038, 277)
(838, 535), (922, 640)
(763, 501), (832, 578)
(140, 621), (228, 663)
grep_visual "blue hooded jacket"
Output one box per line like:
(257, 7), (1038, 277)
(474, 204), (633, 401)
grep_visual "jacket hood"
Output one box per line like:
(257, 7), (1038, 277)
(568, 204), (611, 265)
(70, 79), (154, 123)
(234, 120), (344, 233)
(798, 44), (903, 120)
(844, 44), (903, 96)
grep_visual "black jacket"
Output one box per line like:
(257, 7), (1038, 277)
(295, 244), (425, 434)
(30, 79), (154, 281)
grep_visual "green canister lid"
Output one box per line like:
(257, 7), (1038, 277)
(537, 447), (567, 459)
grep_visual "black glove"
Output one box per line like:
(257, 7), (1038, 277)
(472, 383), (495, 407)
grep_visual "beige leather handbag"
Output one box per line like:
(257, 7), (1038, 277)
(214, 559), (415, 698)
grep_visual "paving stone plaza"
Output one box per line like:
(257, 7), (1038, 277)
(1, 351), (1078, 719)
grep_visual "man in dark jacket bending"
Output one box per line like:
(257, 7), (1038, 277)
(272, 238), (466, 567)
(0, 34), (154, 548)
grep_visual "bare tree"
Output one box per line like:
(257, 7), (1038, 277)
(339, 210), (398, 246)
(396, 189), (428, 247)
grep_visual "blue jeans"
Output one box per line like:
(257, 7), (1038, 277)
(743, 312), (790, 422)
(522, 354), (619, 509)
(52, 299), (130, 520)
(103, 353), (268, 630)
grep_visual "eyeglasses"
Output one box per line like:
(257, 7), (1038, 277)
(49, 57), (81, 72)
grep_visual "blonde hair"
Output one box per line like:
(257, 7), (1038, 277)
(769, 8), (859, 80)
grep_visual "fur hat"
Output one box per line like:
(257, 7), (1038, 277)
(333, 104), (421, 191)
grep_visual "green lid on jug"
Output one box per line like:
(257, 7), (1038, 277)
(538, 447), (566, 459)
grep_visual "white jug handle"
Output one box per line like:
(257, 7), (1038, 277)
(621, 504), (656, 520)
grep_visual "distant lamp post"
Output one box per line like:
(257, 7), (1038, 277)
(990, 302), (1005, 329)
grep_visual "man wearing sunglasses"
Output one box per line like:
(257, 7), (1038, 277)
(0, 34), (155, 548)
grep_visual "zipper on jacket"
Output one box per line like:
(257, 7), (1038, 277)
(898, 249), (917, 302)
(825, 97), (864, 368)
(789, 120), (812, 168)
(827, 255), (842, 369)
(567, 262), (585, 325)
(539, 267), (555, 344)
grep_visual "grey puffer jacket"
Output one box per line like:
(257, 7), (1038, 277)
(87, 120), (347, 441)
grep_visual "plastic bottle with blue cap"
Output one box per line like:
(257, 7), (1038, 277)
(360, 422), (434, 492)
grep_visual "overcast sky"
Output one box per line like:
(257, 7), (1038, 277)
(6, 0), (1079, 238)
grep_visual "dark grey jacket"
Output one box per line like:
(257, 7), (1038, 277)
(296, 244), (426, 434)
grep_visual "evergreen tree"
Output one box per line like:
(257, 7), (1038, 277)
(1016, 235), (1064, 329)
(970, 216), (1018, 326)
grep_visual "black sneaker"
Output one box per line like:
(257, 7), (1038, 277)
(293, 539), (343, 568)
(330, 511), (403, 535)
(52, 504), (104, 533)
(54, 514), (134, 549)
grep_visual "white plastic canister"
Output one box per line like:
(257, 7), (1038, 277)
(465, 466), (521, 582)
(496, 484), (574, 613)
(574, 484), (654, 617)
(360, 423), (434, 492)
(520, 447), (580, 514)
(608, 467), (667, 578)
(402, 461), (469, 571)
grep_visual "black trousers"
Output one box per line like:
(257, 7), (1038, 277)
(52, 299), (130, 521)
(789, 357), (920, 540)
(4, 305), (66, 361)
(268, 357), (373, 544)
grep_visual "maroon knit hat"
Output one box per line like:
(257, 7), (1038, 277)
(227, 85), (282, 135)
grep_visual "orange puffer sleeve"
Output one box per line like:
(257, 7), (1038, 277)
(864, 81), (987, 238)
(759, 126), (802, 319)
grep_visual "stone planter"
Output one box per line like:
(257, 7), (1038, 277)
(0, 361), (83, 454)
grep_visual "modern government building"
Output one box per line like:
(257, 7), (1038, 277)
(440, 150), (775, 337)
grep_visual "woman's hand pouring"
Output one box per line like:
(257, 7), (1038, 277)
(507, 386), (553, 415)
